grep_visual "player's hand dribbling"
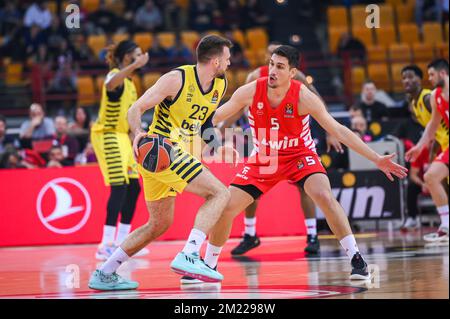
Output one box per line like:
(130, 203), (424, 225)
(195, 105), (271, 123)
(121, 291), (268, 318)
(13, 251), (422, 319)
(375, 153), (408, 181)
(132, 131), (149, 160)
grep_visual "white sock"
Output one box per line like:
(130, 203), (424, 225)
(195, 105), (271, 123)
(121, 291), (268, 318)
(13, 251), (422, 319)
(437, 205), (449, 228)
(305, 218), (317, 236)
(244, 217), (257, 236)
(101, 225), (116, 245)
(340, 234), (359, 260)
(115, 223), (132, 246)
(204, 243), (223, 269)
(100, 247), (129, 274)
(182, 229), (206, 255)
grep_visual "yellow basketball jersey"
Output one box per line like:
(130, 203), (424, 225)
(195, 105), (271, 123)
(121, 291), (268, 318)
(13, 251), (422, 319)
(148, 65), (227, 154)
(92, 68), (137, 134)
(412, 88), (449, 149)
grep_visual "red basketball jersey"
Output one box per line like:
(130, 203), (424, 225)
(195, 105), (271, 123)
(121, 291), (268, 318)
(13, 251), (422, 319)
(259, 65), (269, 78)
(248, 77), (317, 163)
(435, 87), (449, 128)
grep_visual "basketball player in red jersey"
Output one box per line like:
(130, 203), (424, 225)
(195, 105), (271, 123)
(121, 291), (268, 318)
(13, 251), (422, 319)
(202, 45), (408, 280)
(406, 59), (449, 243)
(223, 42), (343, 256)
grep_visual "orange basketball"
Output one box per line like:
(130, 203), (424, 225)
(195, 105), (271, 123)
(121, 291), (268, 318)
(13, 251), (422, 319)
(137, 134), (173, 173)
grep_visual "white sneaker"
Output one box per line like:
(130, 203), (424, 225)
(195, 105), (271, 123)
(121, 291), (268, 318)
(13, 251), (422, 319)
(134, 247), (150, 257)
(180, 276), (204, 284)
(401, 218), (418, 231)
(423, 226), (449, 243)
(95, 243), (117, 260)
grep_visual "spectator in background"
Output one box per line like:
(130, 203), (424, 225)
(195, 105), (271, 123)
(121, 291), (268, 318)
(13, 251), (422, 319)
(163, 0), (187, 31)
(189, 0), (215, 32)
(337, 32), (366, 61)
(224, 31), (249, 68)
(167, 34), (194, 66)
(223, 0), (243, 30)
(0, 144), (46, 169)
(47, 145), (71, 168)
(75, 142), (97, 165)
(243, 0), (270, 29)
(148, 34), (168, 67)
(19, 103), (55, 141)
(24, 0), (52, 30)
(53, 116), (79, 165)
(351, 115), (373, 143)
(0, 115), (17, 154)
(69, 107), (92, 150)
(135, 0), (163, 32)
(48, 39), (77, 96)
(45, 16), (68, 54)
(88, 0), (119, 34)
(24, 24), (46, 56)
(72, 34), (95, 64)
(0, 2), (22, 35)
(355, 80), (388, 124)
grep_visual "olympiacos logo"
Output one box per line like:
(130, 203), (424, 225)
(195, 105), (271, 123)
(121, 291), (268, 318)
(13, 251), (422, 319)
(36, 178), (91, 234)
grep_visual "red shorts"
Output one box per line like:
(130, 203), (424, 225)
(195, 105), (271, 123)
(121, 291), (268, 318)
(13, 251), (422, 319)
(434, 147), (449, 166)
(231, 152), (326, 199)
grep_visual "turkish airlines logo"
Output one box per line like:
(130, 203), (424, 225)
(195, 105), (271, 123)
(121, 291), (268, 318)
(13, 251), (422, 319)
(36, 178), (91, 234)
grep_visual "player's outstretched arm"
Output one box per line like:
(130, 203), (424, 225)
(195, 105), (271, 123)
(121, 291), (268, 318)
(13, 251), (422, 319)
(405, 90), (442, 162)
(128, 70), (182, 156)
(300, 86), (408, 181)
(212, 82), (256, 126)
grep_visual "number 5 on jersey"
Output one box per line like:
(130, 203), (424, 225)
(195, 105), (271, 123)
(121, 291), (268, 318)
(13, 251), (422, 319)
(271, 118), (279, 130)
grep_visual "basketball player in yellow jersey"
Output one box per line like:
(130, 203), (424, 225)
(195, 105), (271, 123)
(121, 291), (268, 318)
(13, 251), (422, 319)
(401, 64), (449, 230)
(90, 40), (149, 261)
(89, 35), (237, 290)
(401, 65), (449, 151)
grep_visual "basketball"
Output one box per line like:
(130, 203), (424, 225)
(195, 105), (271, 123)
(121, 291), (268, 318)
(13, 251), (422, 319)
(137, 134), (173, 173)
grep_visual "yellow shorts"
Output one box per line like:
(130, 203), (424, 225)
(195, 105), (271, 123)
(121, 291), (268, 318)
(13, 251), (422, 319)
(91, 131), (139, 186)
(139, 145), (203, 202)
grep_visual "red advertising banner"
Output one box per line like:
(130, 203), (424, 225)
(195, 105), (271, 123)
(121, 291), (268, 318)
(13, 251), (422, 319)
(0, 164), (306, 247)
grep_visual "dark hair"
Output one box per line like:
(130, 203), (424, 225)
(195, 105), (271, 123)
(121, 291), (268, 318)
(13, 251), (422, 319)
(272, 45), (300, 68)
(74, 107), (91, 129)
(401, 64), (423, 79)
(0, 114), (6, 126)
(196, 35), (233, 64)
(106, 40), (138, 69)
(428, 59), (449, 74)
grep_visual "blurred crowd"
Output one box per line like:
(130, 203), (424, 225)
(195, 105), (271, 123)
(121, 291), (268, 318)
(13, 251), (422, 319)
(0, 103), (95, 169)
(0, 0), (268, 65)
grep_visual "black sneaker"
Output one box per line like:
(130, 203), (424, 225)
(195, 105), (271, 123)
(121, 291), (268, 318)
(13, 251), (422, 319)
(231, 234), (261, 255)
(349, 252), (371, 280)
(304, 234), (320, 254)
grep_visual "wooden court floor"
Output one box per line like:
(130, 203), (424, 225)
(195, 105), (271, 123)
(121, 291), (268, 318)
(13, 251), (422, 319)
(0, 229), (448, 299)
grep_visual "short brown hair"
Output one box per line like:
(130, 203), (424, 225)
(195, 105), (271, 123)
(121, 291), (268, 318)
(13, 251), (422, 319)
(196, 35), (232, 64)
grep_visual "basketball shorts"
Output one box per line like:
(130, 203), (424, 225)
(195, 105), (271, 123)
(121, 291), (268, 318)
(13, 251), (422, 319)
(91, 131), (139, 186)
(231, 152), (326, 199)
(434, 147), (449, 166)
(138, 142), (204, 202)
